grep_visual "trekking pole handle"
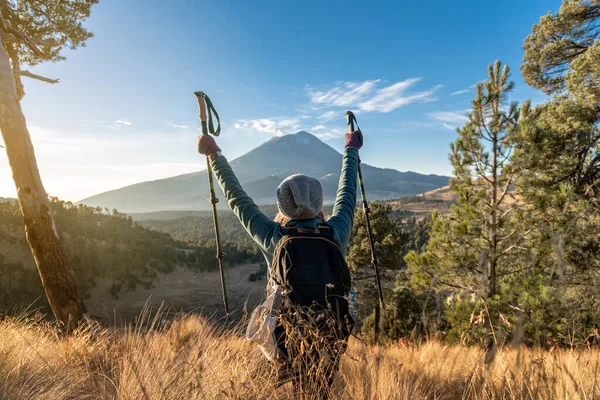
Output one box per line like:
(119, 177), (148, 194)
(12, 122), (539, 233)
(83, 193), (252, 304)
(194, 92), (208, 135)
(345, 111), (356, 133)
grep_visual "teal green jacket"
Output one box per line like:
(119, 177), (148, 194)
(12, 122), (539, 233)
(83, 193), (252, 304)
(210, 147), (359, 266)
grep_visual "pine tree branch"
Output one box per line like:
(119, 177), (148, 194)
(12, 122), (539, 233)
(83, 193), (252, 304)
(496, 265), (536, 278)
(497, 229), (532, 256)
(462, 134), (493, 179)
(581, 152), (600, 193)
(411, 263), (473, 292)
(1, 31), (15, 42)
(497, 146), (513, 167)
(0, 0), (44, 58)
(15, 69), (58, 84)
(500, 205), (516, 219)
(496, 176), (514, 207)
(479, 232), (492, 243)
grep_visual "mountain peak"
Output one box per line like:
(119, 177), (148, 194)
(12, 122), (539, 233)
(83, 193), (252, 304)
(284, 130), (318, 144)
(78, 129), (450, 213)
(263, 130), (324, 149)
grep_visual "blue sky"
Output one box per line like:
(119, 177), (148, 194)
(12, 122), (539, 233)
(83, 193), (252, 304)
(0, 0), (561, 201)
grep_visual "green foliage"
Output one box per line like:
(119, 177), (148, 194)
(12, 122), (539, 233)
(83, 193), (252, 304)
(404, 61), (563, 347)
(0, 198), (259, 311)
(1, 0), (98, 66)
(515, 99), (599, 208)
(346, 203), (409, 330)
(361, 269), (444, 343)
(409, 61), (526, 301)
(522, 0), (600, 100)
(0, 252), (44, 312)
(404, 216), (431, 254)
(346, 203), (408, 274)
(138, 213), (263, 257)
(374, 1), (600, 348)
(513, 0), (600, 347)
(0, 0), (98, 99)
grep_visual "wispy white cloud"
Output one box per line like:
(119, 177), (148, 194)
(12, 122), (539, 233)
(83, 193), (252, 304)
(451, 82), (482, 96)
(167, 122), (189, 129)
(311, 125), (327, 131)
(105, 119), (133, 130)
(307, 79), (381, 107)
(278, 118), (300, 128)
(428, 111), (469, 124)
(442, 123), (458, 130)
(306, 78), (442, 113)
(233, 117), (301, 137)
(361, 82), (443, 112)
(313, 128), (346, 141)
(317, 110), (338, 121)
(450, 89), (469, 96)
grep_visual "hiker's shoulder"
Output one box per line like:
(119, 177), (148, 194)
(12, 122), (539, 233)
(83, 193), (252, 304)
(277, 220), (341, 246)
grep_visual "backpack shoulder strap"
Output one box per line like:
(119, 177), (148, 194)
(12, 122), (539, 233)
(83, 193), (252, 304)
(316, 223), (334, 240)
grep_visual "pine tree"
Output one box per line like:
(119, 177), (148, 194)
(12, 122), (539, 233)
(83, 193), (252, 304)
(409, 61), (525, 296)
(513, 0), (600, 340)
(346, 202), (408, 337)
(406, 61), (534, 344)
(522, 0), (600, 102)
(521, 0), (600, 207)
(0, 0), (97, 330)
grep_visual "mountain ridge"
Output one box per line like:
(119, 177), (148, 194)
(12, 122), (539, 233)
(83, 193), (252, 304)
(79, 131), (450, 213)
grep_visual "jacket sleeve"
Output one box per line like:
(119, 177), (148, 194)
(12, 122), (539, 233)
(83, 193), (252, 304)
(210, 155), (281, 253)
(327, 147), (359, 254)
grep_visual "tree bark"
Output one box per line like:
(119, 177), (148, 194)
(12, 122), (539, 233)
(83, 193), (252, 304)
(0, 32), (86, 330)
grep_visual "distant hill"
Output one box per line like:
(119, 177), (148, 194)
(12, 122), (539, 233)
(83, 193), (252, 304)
(385, 182), (519, 220)
(79, 131), (450, 213)
(386, 185), (456, 218)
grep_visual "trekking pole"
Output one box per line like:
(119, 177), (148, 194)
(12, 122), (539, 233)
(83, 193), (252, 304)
(345, 111), (386, 313)
(195, 91), (229, 314)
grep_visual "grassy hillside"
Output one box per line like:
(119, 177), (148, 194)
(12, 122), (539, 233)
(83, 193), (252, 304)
(1, 313), (599, 399)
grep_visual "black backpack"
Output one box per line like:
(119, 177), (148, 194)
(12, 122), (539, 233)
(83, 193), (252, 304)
(269, 224), (354, 332)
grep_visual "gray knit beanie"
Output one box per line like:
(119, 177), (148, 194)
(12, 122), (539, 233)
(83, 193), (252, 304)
(276, 174), (323, 220)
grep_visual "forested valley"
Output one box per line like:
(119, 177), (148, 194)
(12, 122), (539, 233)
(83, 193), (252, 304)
(0, 199), (262, 314)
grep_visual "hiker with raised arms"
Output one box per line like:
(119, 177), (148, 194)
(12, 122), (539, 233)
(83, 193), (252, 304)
(198, 128), (362, 396)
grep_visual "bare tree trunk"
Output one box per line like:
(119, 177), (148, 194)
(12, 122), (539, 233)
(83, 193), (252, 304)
(0, 33), (86, 330)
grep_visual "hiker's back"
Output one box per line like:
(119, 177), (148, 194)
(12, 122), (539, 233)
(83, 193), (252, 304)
(271, 225), (352, 317)
(268, 224), (355, 394)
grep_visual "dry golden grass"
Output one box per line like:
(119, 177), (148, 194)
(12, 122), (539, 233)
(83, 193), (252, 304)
(1, 311), (600, 400)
